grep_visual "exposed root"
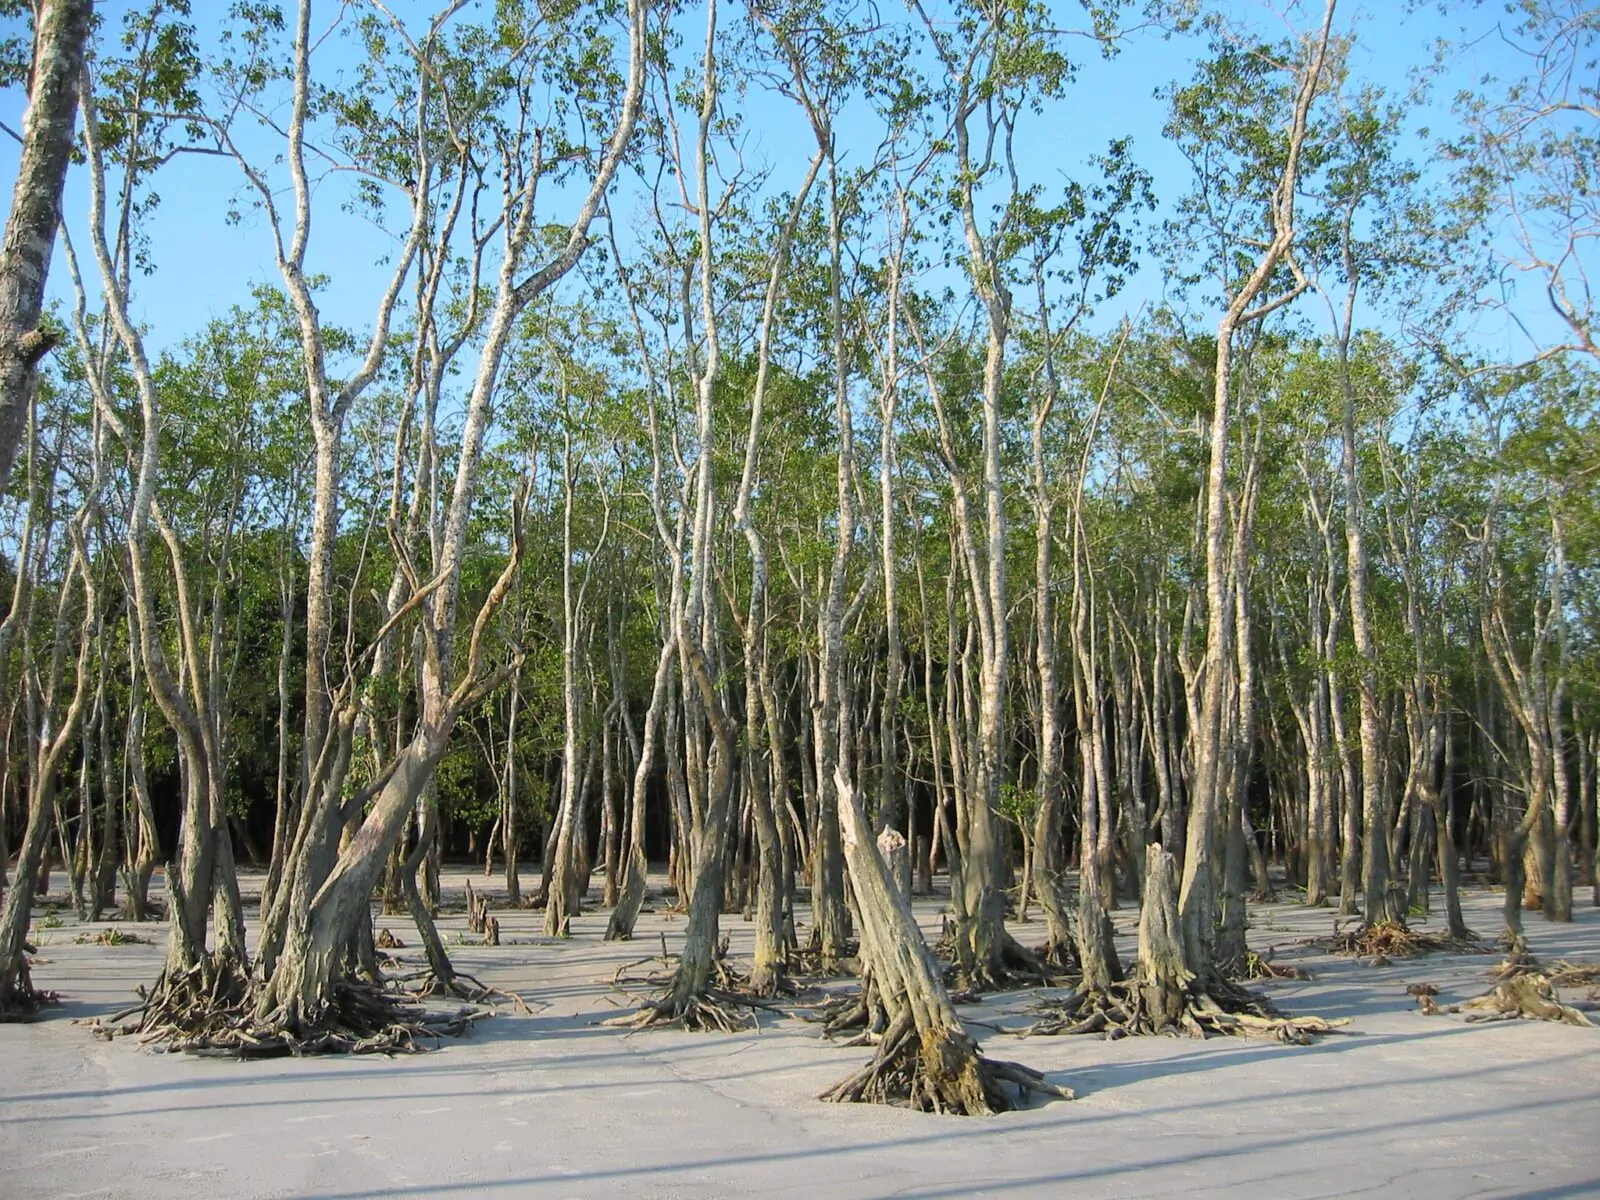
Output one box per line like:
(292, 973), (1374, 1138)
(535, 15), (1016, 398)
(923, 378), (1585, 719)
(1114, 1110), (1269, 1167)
(87, 954), (487, 1056)
(626, 987), (760, 1033)
(606, 938), (769, 1033)
(1238, 948), (1313, 982)
(1024, 976), (1348, 1045)
(1460, 974), (1595, 1027)
(1548, 960), (1600, 993)
(1307, 918), (1486, 961)
(375, 928), (406, 950)
(790, 931), (858, 979)
(821, 1012), (1073, 1114)
(1491, 933), (1542, 978)
(811, 971), (890, 1048)
(0, 954), (61, 1023)
(404, 969), (530, 1014)
(945, 930), (1065, 995)
(1031, 935), (1080, 973)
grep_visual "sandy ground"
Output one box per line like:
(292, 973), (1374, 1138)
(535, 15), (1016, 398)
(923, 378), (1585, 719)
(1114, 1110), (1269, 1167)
(2, 867), (1599, 1200)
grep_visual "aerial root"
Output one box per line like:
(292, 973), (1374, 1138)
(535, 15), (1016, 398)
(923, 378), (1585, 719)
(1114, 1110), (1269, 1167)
(1023, 977), (1349, 1045)
(821, 1013), (1074, 1115)
(85, 954), (488, 1057)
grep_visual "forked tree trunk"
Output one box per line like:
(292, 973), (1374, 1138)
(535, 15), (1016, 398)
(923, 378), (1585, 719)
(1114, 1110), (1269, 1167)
(1179, 2), (1335, 982)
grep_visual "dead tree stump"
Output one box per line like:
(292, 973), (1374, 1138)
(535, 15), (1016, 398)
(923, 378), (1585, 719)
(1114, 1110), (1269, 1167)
(821, 769), (1073, 1115)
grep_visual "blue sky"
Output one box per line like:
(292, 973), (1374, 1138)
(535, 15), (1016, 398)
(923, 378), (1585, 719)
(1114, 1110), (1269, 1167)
(0, 0), (1548, 366)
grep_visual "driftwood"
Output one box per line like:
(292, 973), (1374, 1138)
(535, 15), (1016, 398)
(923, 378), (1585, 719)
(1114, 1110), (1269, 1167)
(1459, 974), (1595, 1026)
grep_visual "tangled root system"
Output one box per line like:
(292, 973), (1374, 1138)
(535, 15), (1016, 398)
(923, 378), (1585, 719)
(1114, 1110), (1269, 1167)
(1239, 949), (1313, 982)
(1548, 961), (1600, 993)
(943, 930), (1063, 995)
(605, 938), (771, 1033)
(1026, 975), (1348, 1045)
(0, 954), (60, 1023)
(1311, 919), (1486, 961)
(403, 968), (529, 1014)
(74, 928), (153, 947)
(821, 1012), (1073, 1115)
(88, 955), (486, 1057)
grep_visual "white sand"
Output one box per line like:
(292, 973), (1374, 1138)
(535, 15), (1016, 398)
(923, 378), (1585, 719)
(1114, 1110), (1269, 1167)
(3, 871), (1598, 1199)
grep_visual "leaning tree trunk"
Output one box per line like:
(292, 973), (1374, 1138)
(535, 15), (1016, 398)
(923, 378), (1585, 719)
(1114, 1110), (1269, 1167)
(0, 541), (91, 1018)
(821, 767), (1072, 1114)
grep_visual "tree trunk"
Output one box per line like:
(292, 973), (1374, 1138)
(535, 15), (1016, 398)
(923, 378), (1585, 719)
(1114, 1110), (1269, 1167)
(0, 0), (92, 495)
(822, 767), (1071, 1114)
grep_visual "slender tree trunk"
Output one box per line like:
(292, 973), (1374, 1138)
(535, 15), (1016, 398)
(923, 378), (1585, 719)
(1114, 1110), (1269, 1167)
(0, 0), (92, 495)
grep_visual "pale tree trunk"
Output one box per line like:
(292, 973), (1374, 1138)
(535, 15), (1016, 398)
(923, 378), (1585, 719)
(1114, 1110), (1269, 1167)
(120, 656), (159, 920)
(253, 0), (645, 1034)
(261, 505), (299, 918)
(1547, 509), (1573, 921)
(548, 431), (609, 936)
(812, 151), (856, 969)
(0, 0), (92, 495)
(0, 513), (92, 1017)
(630, 0), (745, 1021)
(821, 767), (1072, 1114)
(502, 666), (523, 905)
(605, 634), (674, 940)
(724, 115), (819, 986)
(1338, 310), (1395, 927)
(1179, 3), (1335, 983)
(73, 81), (236, 978)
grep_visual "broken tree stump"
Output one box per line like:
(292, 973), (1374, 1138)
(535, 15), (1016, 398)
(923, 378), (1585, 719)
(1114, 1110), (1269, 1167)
(821, 768), (1073, 1115)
